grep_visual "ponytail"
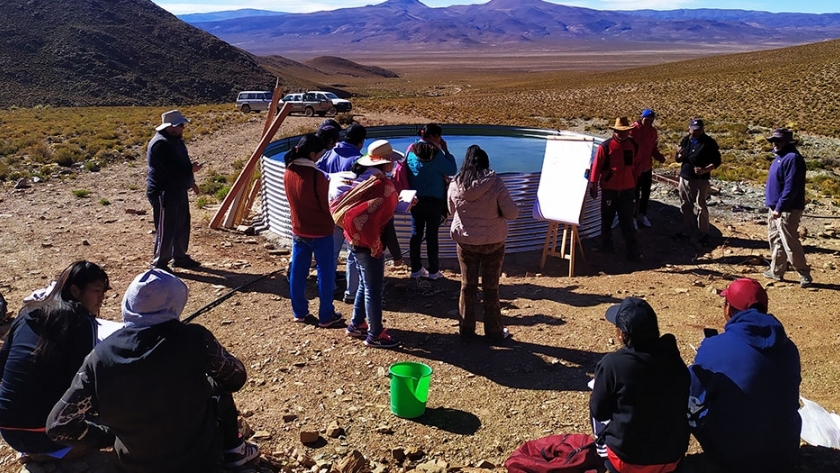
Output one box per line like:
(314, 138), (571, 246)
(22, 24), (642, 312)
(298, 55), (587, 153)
(284, 134), (326, 165)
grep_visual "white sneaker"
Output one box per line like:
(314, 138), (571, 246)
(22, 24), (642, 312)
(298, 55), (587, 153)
(410, 267), (429, 278)
(611, 216), (619, 229)
(427, 271), (444, 280)
(639, 214), (652, 228)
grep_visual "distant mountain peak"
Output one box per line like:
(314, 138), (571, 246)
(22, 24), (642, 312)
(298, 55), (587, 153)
(380, 0), (429, 10)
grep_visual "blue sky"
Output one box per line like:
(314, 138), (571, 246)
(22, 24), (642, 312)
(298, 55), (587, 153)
(153, 0), (838, 15)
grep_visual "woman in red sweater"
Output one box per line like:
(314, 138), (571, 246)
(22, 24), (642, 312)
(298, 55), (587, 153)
(284, 134), (343, 327)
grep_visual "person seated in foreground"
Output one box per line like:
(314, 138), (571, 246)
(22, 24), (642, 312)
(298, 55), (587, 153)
(0, 261), (110, 462)
(590, 297), (689, 473)
(689, 278), (801, 472)
(46, 268), (259, 472)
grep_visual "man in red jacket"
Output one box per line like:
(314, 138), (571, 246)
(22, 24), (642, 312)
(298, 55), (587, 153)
(629, 109), (666, 228)
(589, 117), (642, 261)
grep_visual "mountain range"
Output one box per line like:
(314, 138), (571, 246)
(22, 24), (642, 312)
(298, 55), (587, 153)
(186, 0), (840, 56)
(0, 0), (275, 107)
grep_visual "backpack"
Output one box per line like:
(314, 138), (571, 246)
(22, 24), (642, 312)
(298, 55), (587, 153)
(392, 158), (411, 194)
(505, 433), (604, 473)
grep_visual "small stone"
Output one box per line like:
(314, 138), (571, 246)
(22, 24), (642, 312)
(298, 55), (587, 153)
(391, 447), (406, 462)
(40, 242), (53, 248)
(252, 430), (272, 440)
(691, 280), (705, 287)
(283, 413), (299, 422)
(404, 446), (424, 460)
(326, 421), (344, 438)
(81, 239), (90, 246)
(14, 178), (30, 189)
(237, 225), (256, 235)
(475, 460), (496, 469)
(375, 425), (393, 435)
(300, 430), (321, 444)
(337, 450), (368, 473)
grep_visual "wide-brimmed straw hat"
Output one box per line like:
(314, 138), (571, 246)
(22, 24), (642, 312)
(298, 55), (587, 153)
(155, 110), (190, 131)
(610, 117), (633, 131)
(357, 139), (403, 166)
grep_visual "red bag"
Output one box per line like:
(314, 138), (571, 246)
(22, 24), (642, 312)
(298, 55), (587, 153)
(392, 158), (411, 194)
(505, 434), (604, 473)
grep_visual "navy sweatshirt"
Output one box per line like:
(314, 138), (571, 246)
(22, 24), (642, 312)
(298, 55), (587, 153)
(690, 308), (801, 472)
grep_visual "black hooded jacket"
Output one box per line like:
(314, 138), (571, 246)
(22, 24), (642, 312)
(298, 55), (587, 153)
(590, 333), (690, 465)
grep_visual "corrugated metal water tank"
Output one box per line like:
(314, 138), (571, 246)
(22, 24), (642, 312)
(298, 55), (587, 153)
(261, 124), (604, 259)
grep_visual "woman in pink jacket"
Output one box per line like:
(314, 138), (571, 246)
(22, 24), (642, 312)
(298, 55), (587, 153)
(447, 145), (519, 343)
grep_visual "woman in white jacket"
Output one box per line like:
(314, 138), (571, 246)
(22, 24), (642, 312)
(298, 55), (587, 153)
(447, 145), (519, 343)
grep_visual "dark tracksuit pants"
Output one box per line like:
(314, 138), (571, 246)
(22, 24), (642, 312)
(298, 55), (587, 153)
(600, 188), (638, 257)
(148, 189), (191, 267)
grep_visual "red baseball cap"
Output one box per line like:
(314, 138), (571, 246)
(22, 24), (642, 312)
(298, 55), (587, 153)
(721, 278), (768, 312)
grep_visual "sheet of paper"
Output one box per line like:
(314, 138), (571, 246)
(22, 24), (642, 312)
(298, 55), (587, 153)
(395, 189), (417, 214)
(532, 136), (596, 225)
(96, 318), (124, 342)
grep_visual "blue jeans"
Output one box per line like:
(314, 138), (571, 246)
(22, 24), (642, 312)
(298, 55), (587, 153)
(409, 196), (444, 273)
(351, 246), (385, 337)
(332, 226), (359, 298)
(290, 235), (336, 322)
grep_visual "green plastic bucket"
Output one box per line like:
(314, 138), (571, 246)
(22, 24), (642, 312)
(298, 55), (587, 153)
(389, 361), (433, 418)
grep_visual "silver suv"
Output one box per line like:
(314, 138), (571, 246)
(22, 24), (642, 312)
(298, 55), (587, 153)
(235, 91), (272, 113)
(280, 92), (332, 117)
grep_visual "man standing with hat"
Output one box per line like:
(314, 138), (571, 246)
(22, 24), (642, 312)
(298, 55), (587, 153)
(675, 119), (720, 246)
(588, 117), (642, 260)
(146, 109), (202, 270)
(764, 128), (812, 287)
(689, 278), (801, 472)
(590, 297), (690, 473)
(630, 109), (666, 228)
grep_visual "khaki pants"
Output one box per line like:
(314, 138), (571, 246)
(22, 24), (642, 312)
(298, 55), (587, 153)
(679, 177), (710, 237)
(767, 209), (810, 278)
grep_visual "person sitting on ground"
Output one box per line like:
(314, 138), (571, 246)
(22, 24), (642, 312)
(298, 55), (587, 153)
(590, 297), (690, 473)
(284, 134), (343, 327)
(332, 140), (402, 348)
(46, 268), (259, 472)
(447, 145), (519, 343)
(689, 278), (801, 472)
(406, 124), (457, 280)
(0, 261), (111, 462)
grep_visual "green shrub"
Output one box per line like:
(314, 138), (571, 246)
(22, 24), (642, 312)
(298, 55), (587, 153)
(195, 196), (209, 209)
(99, 198), (111, 206)
(72, 189), (90, 198)
(53, 145), (85, 167)
(214, 185), (232, 201)
(199, 170), (231, 196)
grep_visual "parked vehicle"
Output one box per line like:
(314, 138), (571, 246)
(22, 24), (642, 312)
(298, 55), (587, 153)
(236, 91), (273, 113)
(309, 91), (352, 114)
(280, 93), (333, 117)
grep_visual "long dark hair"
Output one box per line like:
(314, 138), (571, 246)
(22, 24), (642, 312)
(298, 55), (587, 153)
(29, 261), (109, 359)
(412, 141), (438, 162)
(454, 145), (490, 189)
(284, 134), (325, 165)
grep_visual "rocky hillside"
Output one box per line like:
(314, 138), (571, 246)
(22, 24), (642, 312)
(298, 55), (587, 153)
(0, 0), (276, 107)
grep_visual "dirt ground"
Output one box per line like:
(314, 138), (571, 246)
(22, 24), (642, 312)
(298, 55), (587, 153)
(1, 112), (840, 472)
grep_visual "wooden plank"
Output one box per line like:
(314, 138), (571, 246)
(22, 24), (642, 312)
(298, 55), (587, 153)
(210, 102), (291, 229)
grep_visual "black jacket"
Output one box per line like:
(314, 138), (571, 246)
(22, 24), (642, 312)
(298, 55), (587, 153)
(678, 134), (721, 180)
(146, 131), (195, 194)
(47, 320), (246, 473)
(590, 334), (690, 465)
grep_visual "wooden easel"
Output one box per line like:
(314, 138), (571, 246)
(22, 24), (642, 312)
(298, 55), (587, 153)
(540, 221), (585, 276)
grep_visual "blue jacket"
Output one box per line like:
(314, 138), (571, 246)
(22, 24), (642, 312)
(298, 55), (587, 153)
(765, 145), (806, 212)
(406, 144), (457, 200)
(689, 309), (801, 472)
(316, 141), (362, 174)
